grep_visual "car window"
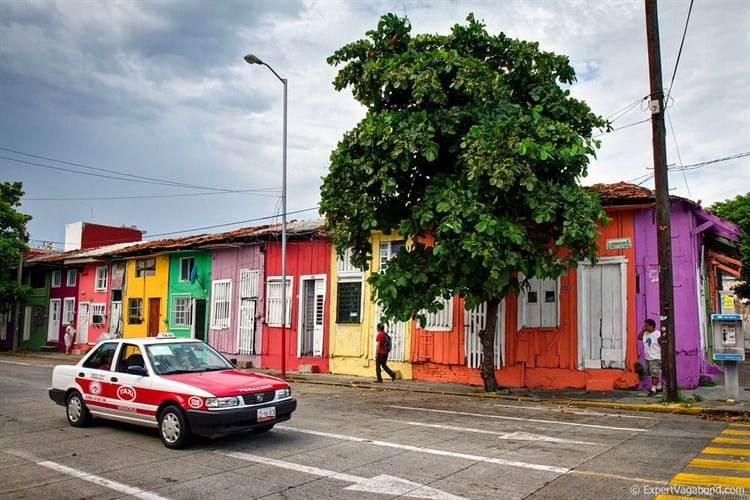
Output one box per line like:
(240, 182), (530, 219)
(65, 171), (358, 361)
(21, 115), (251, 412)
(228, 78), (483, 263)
(115, 344), (145, 373)
(82, 342), (118, 370)
(147, 342), (233, 375)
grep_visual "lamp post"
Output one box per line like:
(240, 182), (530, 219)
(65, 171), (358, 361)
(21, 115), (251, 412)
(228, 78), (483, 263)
(244, 53), (288, 379)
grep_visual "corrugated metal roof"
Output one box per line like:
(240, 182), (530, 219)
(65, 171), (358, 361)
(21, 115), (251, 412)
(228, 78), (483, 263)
(27, 218), (328, 263)
(585, 182), (654, 205)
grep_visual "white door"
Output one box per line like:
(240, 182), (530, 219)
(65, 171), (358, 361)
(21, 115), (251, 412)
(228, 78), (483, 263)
(578, 258), (627, 369)
(47, 299), (61, 341)
(78, 302), (90, 344)
(464, 301), (506, 369)
(23, 306), (32, 341)
(237, 299), (256, 355)
(298, 277), (325, 357)
(109, 301), (122, 336)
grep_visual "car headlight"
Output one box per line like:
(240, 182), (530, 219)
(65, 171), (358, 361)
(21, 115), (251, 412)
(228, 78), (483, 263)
(205, 396), (240, 408)
(275, 388), (291, 399)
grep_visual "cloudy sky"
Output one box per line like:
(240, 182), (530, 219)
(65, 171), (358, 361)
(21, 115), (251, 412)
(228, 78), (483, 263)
(1, 0), (748, 248)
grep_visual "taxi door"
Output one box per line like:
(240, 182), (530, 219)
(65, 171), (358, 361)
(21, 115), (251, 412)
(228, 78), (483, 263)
(76, 341), (119, 417)
(107, 343), (156, 425)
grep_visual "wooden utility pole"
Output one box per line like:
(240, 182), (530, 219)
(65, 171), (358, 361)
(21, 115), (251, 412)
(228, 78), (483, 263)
(645, 0), (677, 402)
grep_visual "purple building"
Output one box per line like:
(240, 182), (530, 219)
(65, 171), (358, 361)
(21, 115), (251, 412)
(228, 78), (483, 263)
(635, 196), (741, 388)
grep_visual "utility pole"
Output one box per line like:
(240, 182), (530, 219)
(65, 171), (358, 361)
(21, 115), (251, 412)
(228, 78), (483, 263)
(645, 0), (677, 402)
(12, 252), (23, 352)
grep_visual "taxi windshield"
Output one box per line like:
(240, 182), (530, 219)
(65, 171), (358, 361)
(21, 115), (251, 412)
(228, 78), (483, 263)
(146, 341), (234, 375)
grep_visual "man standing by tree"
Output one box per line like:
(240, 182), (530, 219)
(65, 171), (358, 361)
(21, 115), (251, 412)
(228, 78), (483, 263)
(320, 13), (607, 391)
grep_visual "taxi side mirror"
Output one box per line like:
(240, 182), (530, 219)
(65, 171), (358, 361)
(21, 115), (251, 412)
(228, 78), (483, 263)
(127, 365), (148, 376)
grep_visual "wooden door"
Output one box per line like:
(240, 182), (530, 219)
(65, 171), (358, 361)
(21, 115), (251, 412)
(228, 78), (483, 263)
(148, 298), (160, 337)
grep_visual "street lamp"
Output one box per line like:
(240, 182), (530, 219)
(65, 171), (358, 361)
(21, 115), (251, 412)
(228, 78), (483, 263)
(244, 53), (288, 379)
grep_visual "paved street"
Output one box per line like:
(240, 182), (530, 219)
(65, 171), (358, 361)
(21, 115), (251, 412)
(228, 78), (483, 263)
(1, 357), (748, 499)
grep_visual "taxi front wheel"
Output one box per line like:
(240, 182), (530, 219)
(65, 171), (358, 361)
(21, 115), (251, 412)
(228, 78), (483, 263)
(158, 405), (192, 449)
(66, 391), (92, 427)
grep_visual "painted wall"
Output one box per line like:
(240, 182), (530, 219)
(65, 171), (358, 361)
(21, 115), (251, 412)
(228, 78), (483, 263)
(165, 251), (211, 339)
(12, 267), (49, 351)
(410, 209), (640, 390)
(329, 232), (413, 380)
(76, 262), (111, 345)
(634, 200), (713, 388)
(48, 268), (78, 351)
(261, 238), (332, 373)
(208, 244), (264, 361)
(122, 255), (169, 338)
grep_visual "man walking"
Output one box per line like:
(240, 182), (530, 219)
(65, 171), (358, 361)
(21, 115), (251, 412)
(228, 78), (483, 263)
(638, 319), (662, 396)
(375, 323), (396, 383)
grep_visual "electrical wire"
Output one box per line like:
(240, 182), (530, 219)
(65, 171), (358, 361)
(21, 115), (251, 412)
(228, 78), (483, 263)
(0, 146), (267, 194)
(669, 152), (750, 171)
(666, 0), (694, 100)
(665, 108), (690, 199)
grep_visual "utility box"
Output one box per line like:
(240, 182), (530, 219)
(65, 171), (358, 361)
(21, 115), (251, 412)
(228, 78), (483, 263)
(711, 314), (745, 361)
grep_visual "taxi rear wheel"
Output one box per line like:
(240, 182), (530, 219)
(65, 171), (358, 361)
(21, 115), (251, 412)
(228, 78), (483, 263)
(66, 391), (92, 427)
(158, 405), (192, 449)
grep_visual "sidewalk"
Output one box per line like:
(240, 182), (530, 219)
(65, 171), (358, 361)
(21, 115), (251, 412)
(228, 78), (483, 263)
(5, 350), (748, 418)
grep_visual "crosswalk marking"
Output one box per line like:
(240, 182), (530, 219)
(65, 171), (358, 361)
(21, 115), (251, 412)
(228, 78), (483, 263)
(721, 429), (750, 436)
(712, 436), (750, 445)
(655, 423), (750, 499)
(670, 472), (750, 489)
(687, 458), (750, 471)
(702, 446), (750, 456)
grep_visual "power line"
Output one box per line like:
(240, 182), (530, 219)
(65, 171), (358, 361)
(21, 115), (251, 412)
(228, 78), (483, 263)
(593, 118), (651, 137)
(0, 146), (267, 194)
(24, 189), (278, 201)
(669, 151), (750, 171)
(666, 0), (694, 100)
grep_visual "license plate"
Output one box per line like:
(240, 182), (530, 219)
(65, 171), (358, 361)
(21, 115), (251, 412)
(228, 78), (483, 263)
(257, 406), (276, 422)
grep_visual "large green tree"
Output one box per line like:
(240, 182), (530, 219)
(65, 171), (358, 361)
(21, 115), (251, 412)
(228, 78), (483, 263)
(320, 14), (607, 391)
(709, 193), (750, 299)
(0, 182), (32, 315)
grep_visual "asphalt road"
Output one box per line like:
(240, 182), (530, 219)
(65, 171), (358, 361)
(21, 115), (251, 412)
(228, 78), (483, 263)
(1, 357), (747, 500)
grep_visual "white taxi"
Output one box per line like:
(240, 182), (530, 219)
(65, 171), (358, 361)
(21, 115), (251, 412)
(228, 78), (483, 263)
(48, 334), (296, 449)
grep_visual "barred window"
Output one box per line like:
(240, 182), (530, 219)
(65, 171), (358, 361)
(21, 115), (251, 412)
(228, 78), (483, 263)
(266, 278), (291, 327)
(422, 296), (453, 331)
(91, 303), (106, 325)
(210, 280), (231, 329)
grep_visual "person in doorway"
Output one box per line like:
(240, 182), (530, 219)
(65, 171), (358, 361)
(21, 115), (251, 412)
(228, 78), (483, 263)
(64, 322), (76, 355)
(638, 319), (662, 396)
(375, 323), (396, 383)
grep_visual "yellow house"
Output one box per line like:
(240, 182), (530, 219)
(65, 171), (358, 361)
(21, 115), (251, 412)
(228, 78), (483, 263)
(122, 254), (169, 338)
(328, 232), (413, 380)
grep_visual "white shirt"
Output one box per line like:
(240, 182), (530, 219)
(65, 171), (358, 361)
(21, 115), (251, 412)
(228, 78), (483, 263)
(642, 330), (661, 361)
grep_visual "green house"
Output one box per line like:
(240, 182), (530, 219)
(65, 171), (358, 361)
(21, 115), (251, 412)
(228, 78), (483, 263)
(165, 251), (211, 340)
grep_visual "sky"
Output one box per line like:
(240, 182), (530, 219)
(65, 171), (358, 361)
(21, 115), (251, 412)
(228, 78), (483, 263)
(1, 0), (748, 249)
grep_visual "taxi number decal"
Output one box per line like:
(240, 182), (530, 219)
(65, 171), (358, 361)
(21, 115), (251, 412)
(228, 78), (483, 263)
(117, 385), (137, 401)
(188, 397), (203, 409)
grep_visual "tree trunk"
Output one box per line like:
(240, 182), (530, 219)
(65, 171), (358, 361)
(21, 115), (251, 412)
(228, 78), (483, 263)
(478, 298), (500, 392)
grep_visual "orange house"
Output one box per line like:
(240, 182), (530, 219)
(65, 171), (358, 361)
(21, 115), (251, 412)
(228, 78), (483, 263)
(412, 183), (645, 390)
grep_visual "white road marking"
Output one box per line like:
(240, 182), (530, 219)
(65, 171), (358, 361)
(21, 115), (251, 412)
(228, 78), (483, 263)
(278, 425), (569, 474)
(218, 450), (468, 500)
(387, 420), (598, 445)
(390, 405), (648, 432)
(491, 403), (656, 420)
(4, 449), (169, 500)
(0, 360), (31, 366)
